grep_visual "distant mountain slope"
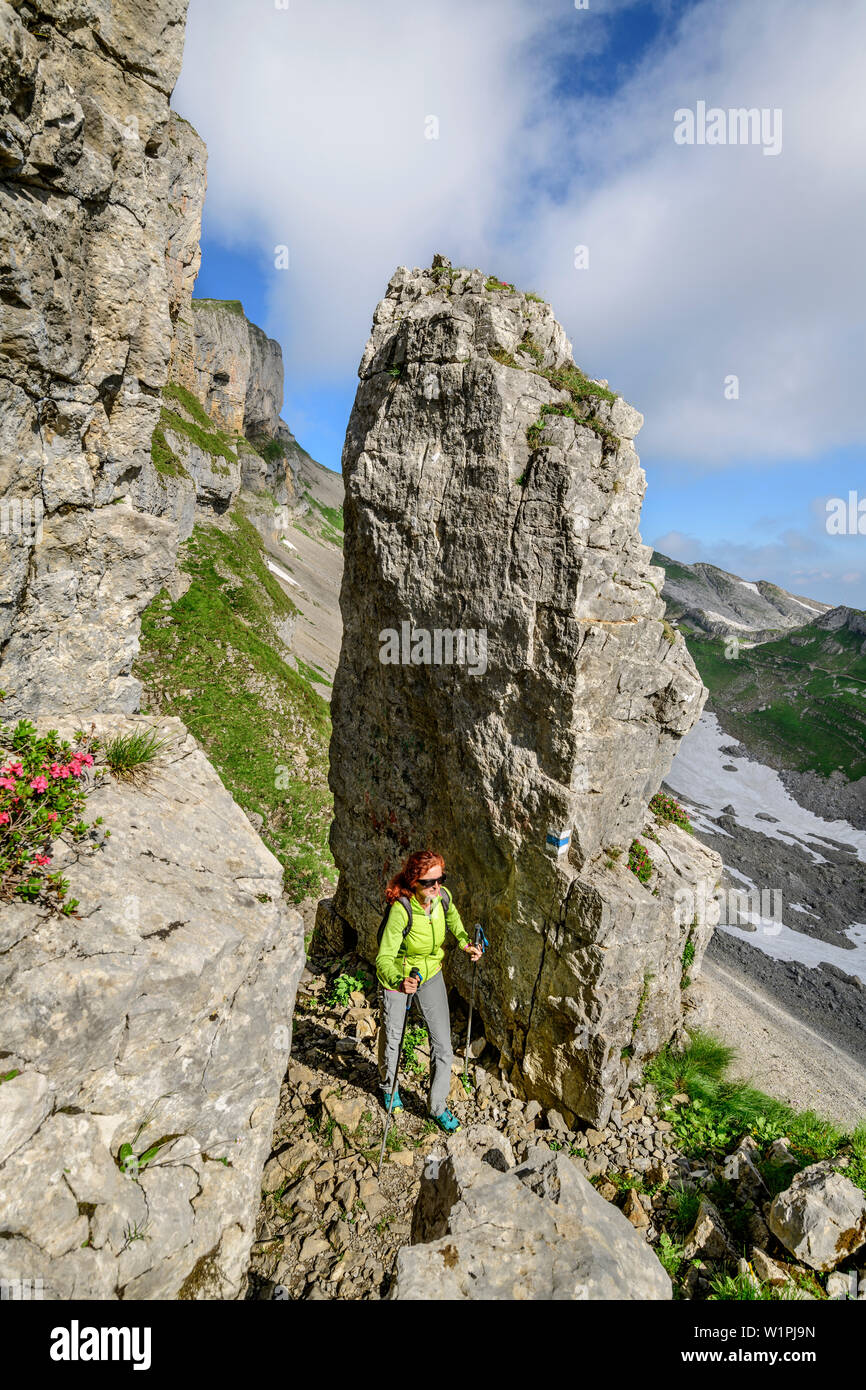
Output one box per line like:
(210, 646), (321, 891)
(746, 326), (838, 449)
(653, 551), (831, 642)
(683, 607), (866, 779)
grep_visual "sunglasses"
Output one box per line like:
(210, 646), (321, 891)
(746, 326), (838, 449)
(416, 873), (447, 887)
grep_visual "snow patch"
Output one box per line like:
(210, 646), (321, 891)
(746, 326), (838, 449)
(737, 580), (761, 595)
(703, 610), (760, 630)
(666, 713), (866, 863)
(266, 559), (298, 587)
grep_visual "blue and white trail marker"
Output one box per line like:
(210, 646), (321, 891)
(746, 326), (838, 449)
(546, 827), (571, 856)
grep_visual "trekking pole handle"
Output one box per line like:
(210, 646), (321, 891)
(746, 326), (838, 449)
(404, 967), (422, 1008)
(473, 924), (488, 953)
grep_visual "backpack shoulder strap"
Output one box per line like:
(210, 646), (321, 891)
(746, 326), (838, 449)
(397, 895), (412, 938)
(440, 887), (451, 913)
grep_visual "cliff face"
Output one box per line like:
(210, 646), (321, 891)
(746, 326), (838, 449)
(328, 259), (722, 1127)
(0, 1), (308, 1302)
(191, 300), (285, 442)
(0, 0), (193, 717)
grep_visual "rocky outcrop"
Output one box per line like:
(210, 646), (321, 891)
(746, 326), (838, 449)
(165, 112), (207, 393)
(191, 299), (285, 441)
(0, 715), (303, 1299)
(0, 0), (195, 717)
(767, 1159), (866, 1272)
(328, 258), (722, 1127)
(654, 551), (830, 641)
(391, 1125), (671, 1299)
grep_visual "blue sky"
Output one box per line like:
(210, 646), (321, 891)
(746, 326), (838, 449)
(176, 0), (865, 608)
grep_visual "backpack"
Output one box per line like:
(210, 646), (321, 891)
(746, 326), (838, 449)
(376, 888), (451, 953)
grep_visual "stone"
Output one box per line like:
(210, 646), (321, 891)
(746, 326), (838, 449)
(299, 1236), (331, 1264)
(749, 1248), (794, 1288)
(389, 1150), (414, 1167)
(393, 1129), (671, 1299)
(322, 1091), (367, 1134)
(682, 1197), (737, 1262)
(765, 1138), (799, 1172)
(826, 1271), (857, 1300)
(622, 1189), (650, 1229)
(335, 1179), (358, 1210)
(767, 1160), (866, 1271)
(328, 261), (722, 1130)
(0, 715), (303, 1300)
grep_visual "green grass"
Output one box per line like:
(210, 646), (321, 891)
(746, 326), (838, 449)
(102, 729), (169, 782)
(684, 624), (866, 778)
(150, 425), (190, 480)
(194, 297), (245, 317)
(158, 407), (237, 471)
(133, 505), (334, 902)
(643, 1030), (866, 1192)
(162, 382), (215, 432)
(303, 491), (344, 534)
(707, 1271), (809, 1301)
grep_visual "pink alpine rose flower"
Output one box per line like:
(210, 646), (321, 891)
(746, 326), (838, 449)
(0, 811), (10, 825)
(30, 776), (49, 792)
(31, 854), (51, 866)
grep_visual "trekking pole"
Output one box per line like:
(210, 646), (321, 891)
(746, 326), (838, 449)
(463, 924), (489, 1086)
(377, 968), (422, 1177)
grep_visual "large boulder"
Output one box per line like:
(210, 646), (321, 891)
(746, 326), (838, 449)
(392, 1126), (671, 1299)
(328, 258), (722, 1124)
(0, 716), (303, 1299)
(767, 1159), (866, 1272)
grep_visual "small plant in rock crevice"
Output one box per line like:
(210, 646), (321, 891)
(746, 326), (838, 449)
(650, 791), (693, 832)
(102, 728), (170, 783)
(0, 697), (105, 915)
(628, 840), (653, 885)
(327, 971), (372, 1008)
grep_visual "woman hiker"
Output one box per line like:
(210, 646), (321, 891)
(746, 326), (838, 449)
(375, 849), (482, 1134)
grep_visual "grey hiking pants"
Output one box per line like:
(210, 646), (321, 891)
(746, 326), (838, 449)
(377, 969), (453, 1117)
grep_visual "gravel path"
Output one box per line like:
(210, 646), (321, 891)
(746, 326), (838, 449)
(701, 953), (866, 1131)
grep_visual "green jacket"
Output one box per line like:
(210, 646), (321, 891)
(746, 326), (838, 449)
(376, 892), (470, 990)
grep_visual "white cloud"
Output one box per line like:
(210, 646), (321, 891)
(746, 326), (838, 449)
(174, 0), (866, 467)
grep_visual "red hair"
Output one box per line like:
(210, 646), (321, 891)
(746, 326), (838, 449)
(386, 849), (444, 903)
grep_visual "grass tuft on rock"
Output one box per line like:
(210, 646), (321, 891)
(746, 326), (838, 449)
(103, 729), (169, 783)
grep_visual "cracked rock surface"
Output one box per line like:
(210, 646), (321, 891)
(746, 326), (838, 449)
(0, 715), (303, 1299)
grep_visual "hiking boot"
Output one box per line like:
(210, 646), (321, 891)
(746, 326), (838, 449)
(431, 1107), (460, 1133)
(382, 1088), (403, 1114)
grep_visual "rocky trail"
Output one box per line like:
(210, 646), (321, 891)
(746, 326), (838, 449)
(245, 950), (866, 1301)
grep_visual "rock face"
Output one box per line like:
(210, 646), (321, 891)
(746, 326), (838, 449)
(0, 0), (194, 717)
(329, 259), (722, 1126)
(191, 299), (285, 441)
(0, 716), (303, 1299)
(165, 113), (208, 393)
(392, 1125), (671, 1300)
